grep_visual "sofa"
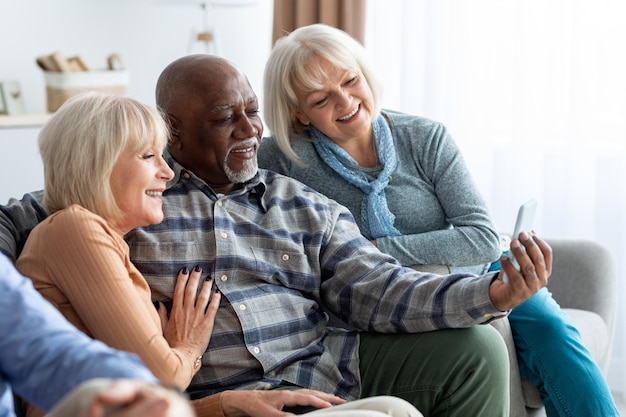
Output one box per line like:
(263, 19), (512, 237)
(494, 238), (617, 417)
(11, 236), (616, 417)
(414, 237), (616, 416)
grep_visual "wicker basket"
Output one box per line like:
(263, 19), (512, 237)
(44, 70), (129, 112)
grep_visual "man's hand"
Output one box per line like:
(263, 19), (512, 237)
(77, 380), (195, 417)
(489, 232), (552, 311)
(221, 389), (346, 417)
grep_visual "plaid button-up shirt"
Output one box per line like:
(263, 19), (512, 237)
(124, 151), (503, 400)
(0, 151), (504, 401)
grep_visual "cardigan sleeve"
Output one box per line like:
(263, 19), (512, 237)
(16, 206), (197, 389)
(375, 115), (502, 268)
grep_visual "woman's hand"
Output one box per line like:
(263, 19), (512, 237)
(158, 266), (220, 369)
(489, 232), (552, 311)
(221, 389), (346, 417)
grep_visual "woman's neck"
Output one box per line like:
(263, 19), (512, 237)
(340, 130), (378, 168)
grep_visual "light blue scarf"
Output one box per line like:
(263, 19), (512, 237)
(310, 114), (401, 238)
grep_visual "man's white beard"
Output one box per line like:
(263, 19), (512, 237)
(225, 158), (257, 184)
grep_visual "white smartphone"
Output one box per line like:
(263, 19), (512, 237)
(502, 199), (538, 283)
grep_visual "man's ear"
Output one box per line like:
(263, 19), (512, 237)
(166, 114), (182, 150)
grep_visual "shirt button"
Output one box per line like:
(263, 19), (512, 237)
(239, 304), (247, 311)
(182, 172), (191, 179)
(269, 371), (276, 377)
(217, 200), (223, 207)
(253, 347), (260, 354)
(263, 384), (271, 390)
(220, 232), (228, 239)
(281, 254), (289, 261)
(220, 275), (228, 282)
(483, 313), (492, 318)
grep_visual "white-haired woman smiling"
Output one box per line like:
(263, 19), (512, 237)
(259, 23), (618, 417)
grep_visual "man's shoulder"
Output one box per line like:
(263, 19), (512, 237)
(0, 190), (47, 261)
(259, 169), (329, 197)
(1, 190), (46, 212)
(262, 168), (347, 203)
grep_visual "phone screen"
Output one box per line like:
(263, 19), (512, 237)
(503, 199), (537, 282)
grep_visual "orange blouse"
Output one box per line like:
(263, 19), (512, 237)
(16, 205), (225, 417)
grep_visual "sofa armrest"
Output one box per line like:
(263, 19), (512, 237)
(544, 238), (617, 375)
(545, 238), (616, 329)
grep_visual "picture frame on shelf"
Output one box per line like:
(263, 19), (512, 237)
(0, 81), (26, 115)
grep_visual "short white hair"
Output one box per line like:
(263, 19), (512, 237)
(39, 92), (169, 220)
(263, 23), (382, 165)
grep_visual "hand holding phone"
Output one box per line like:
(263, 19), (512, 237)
(502, 199), (537, 283)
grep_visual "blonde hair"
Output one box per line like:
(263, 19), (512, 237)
(263, 23), (382, 166)
(39, 92), (169, 221)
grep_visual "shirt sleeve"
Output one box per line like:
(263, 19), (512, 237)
(0, 190), (46, 263)
(319, 203), (506, 331)
(17, 208), (197, 388)
(0, 254), (156, 412)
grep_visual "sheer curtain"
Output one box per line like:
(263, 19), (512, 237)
(365, 0), (626, 396)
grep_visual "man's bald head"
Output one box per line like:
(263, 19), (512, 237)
(155, 54), (242, 116)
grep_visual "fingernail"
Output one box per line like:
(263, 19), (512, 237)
(205, 275), (212, 281)
(181, 267), (189, 274)
(194, 265), (202, 272)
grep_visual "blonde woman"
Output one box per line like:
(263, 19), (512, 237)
(15, 92), (219, 416)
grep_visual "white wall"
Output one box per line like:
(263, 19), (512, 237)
(0, 0), (274, 204)
(0, 0), (273, 111)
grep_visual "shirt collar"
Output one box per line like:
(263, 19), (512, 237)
(162, 148), (267, 208)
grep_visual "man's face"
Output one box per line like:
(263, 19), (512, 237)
(168, 63), (263, 193)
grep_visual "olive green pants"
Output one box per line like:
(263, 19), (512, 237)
(359, 325), (510, 417)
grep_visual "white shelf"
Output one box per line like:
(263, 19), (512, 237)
(0, 114), (51, 128)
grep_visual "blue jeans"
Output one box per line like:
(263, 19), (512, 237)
(509, 287), (619, 416)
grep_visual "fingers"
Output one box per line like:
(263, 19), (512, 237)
(92, 380), (144, 404)
(291, 389), (346, 406)
(506, 237), (539, 286)
(532, 233), (553, 277)
(198, 278), (221, 319)
(513, 231), (551, 286)
(110, 397), (169, 417)
(171, 266), (191, 308)
(275, 389), (345, 410)
(172, 265), (209, 312)
(184, 265), (203, 308)
(493, 231), (553, 311)
(221, 388), (346, 417)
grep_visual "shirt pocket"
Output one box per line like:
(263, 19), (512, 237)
(250, 246), (318, 292)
